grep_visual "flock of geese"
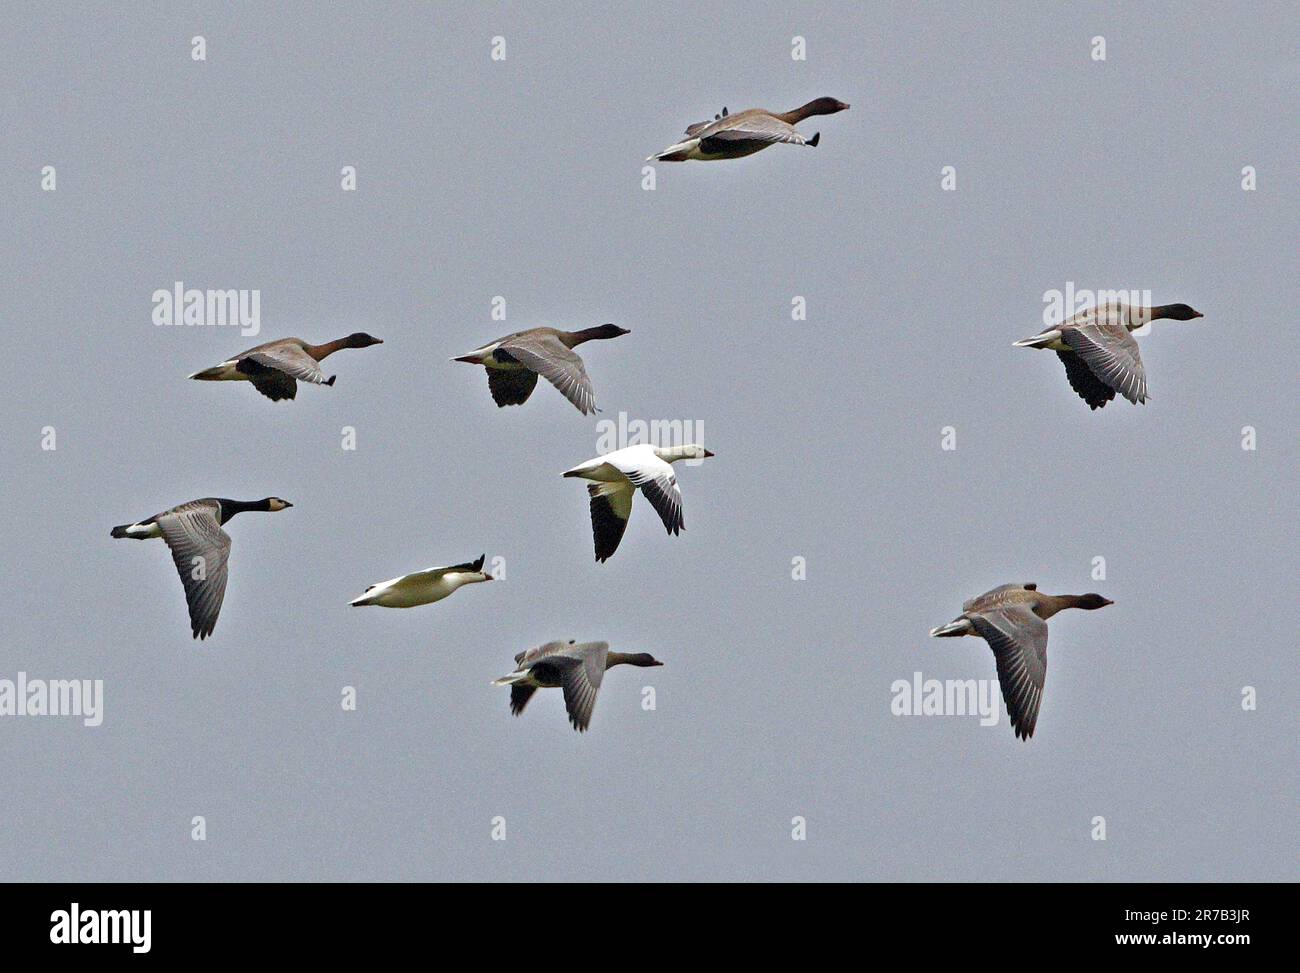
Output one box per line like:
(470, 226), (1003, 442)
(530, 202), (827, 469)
(111, 96), (1201, 738)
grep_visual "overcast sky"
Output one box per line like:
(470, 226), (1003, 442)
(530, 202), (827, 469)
(1, 2), (1295, 881)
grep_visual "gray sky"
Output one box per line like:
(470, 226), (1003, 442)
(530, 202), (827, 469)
(1, 2), (1295, 881)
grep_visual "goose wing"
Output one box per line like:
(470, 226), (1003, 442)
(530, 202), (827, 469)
(1060, 323), (1148, 405)
(510, 685), (537, 716)
(238, 342), (328, 385)
(699, 112), (808, 148)
(587, 483), (634, 562)
(967, 606), (1048, 740)
(156, 503), (232, 640)
(486, 367), (539, 407)
(1056, 350), (1117, 410)
(515, 640), (574, 666)
(554, 642), (610, 732)
(386, 555), (486, 588)
(606, 452), (683, 536)
(497, 333), (596, 414)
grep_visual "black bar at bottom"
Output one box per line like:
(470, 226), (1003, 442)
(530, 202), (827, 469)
(0, 882), (1281, 958)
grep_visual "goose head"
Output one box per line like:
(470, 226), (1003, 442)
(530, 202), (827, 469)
(622, 653), (664, 668)
(806, 97), (851, 116)
(1158, 304), (1202, 322)
(263, 497), (293, 512)
(654, 444), (714, 464)
(345, 332), (384, 348)
(1075, 593), (1114, 610)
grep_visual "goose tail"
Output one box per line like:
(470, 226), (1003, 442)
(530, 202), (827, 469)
(1012, 329), (1061, 349)
(929, 618), (973, 638)
(110, 524), (131, 539)
(648, 139), (696, 162)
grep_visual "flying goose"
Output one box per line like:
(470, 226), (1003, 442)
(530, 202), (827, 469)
(189, 332), (383, 401)
(648, 97), (850, 162)
(452, 324), (629, 415)
(563, 444), (713, 562)
(929, 583), (1113, 740)
(111, 496), (293, 639)
(492, 640), (663, 732)
(1013, 303), (1201, 409)
(349, 554), (494, 608)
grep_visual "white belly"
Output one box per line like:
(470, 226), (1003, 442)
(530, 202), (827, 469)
(358, 573), (461, 608)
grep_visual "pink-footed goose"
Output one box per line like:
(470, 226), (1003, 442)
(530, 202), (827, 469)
(649, 96), (850, 162)
(189, 332), (383, 401)
(1014, 303), (1201, 409)
(453, 324), (629, 415)
(492, 640), (663, 732)
(929, 583), (1112, 740)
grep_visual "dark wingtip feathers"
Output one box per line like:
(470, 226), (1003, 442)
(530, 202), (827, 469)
(325, 375), (337, 387)
(808, 132), (821, 147)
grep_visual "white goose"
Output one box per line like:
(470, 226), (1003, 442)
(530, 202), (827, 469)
(349, 554), (494, 608)
(562, 444), (713, 562)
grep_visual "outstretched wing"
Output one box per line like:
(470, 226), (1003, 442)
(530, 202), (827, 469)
(238, 344), (328, 385)
(510, 685), (537, 716)
(486, 367), (539, 407)
(1060, 324), (1148, 405)
(604, 451), (684, 536)
(156, 505), (232, 640)
(498, 333), (596, 414)
(588, 483), (634, 562)
(1056, 350), (1117, 410)
(555, 642), (610, 732)
(700, 113), (808, 148)
(968, 607), (1049, 740)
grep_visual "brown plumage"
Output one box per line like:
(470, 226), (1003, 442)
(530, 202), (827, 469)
(492, 640), (663, 732)
(188, 333), (383, 401)
(453, 324), (630, 415)
(649, 97), (850, 162)
(929, 584), (1113, 740)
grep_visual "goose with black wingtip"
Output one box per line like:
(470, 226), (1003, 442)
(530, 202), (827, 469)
(929, 583), (1113, 740)
(349, 555), (494, 608)
(492, 640), (663, 732)
(111, 496), (293, 640)
(452, 323), (629, 415)
(189, 332), (383, 401)
(562, 443), (713, 562)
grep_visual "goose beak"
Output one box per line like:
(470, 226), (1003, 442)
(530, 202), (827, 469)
(704, 449), (715, 458)
(1101, 598), (1114, 606)
(1192, 312), (1204, 319)
(283, 501), (294, 508)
